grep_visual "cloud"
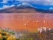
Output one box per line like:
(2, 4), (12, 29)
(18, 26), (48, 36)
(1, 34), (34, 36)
(1, 5), (14, 9)
(34, 0), (53, 5)
(16, 0), (34, 1)
(2, 0), (8, 3)
(44, 0), (53, 5)
(3, 5), (10, 8)
(16, 0), (53, 5)
(0, 0), (53, 7)
(0, 8), (3, 10)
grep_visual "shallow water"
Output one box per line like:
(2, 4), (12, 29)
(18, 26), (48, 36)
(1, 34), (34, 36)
(0, 13), (52, 32)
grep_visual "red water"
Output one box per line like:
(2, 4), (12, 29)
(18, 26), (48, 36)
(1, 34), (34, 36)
(0, 13), (53, 32)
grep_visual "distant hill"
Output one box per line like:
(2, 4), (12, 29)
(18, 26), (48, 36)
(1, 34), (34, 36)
(0, 5), (36, 13)
(0, 5), (53, 13)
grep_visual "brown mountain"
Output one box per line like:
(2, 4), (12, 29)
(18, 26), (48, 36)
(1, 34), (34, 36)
(0, 6), (37, 13)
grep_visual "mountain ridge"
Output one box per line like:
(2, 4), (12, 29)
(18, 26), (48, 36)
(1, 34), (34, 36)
(0, 5), (53, 13)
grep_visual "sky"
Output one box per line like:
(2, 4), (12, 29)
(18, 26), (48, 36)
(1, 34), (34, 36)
(0, 0), (53, 10)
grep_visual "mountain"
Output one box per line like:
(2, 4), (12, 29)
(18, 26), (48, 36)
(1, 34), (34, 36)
(0, 5), (36, 13)
(0, 4), (53, 13)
